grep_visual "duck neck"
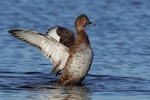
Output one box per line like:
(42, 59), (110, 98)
(75, 29), (90, 45)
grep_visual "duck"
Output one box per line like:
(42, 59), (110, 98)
(8, 14), (94, 85)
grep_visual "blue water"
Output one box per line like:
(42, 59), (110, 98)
(1, 0), (150, 100)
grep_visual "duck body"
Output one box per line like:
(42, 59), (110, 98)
(58, 43), (93, 85)
(8, 14), (94, 85)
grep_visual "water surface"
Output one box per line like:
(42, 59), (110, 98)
(0, 0), (150, 100)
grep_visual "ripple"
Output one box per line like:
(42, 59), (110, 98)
(23, 72), (43, 74)
(85, 74), (150, 93)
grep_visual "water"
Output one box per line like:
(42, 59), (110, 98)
(0, 0), (150, 100)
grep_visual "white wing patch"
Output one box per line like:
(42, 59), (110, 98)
(9, 30), (69, 74)
(46, 27), (60, 41)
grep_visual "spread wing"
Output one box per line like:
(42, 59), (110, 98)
(46, 26), (75, 50)
(8, 30), (69, 74)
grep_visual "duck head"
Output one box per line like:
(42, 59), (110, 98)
(75, 14), (94, 32)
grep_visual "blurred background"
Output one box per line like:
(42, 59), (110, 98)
(0, 0), (150, 100)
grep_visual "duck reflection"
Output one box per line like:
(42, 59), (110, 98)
(31, 84), (90, 100)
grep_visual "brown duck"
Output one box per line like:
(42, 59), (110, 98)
(8, 14), (94, 85)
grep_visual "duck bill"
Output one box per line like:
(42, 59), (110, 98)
(87, 21), (95, 26)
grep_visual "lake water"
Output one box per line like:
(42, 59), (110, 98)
(0, 0), (150, 100)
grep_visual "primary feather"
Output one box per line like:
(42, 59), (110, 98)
(8, 30), (69, 74)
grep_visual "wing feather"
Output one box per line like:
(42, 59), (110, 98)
(8, 30), (69, 74)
